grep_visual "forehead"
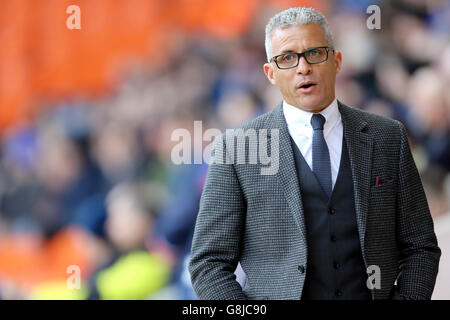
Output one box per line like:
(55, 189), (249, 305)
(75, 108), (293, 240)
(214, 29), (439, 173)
(271, 24), (327, 54)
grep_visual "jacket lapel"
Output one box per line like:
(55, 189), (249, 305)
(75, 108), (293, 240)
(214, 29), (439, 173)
(268, 104), (308, 247)
(338, 101), (373, 255)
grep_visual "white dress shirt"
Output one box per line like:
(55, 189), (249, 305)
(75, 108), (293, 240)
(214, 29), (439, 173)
(283, 99), (343, 190)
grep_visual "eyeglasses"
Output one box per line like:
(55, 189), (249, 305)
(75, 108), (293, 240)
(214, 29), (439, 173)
(270, 46), (334, 69)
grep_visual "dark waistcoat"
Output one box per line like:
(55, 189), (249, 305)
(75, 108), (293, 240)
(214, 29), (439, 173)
(290, 134), (372, 300)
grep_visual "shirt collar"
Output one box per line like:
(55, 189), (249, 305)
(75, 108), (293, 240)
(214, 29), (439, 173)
(283, 98), (341, 135)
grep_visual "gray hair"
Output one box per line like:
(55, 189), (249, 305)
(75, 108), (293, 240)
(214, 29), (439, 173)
(265, 7), (334, 62)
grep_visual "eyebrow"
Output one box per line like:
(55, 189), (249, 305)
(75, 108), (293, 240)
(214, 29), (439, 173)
(278, 46), (325, 55)
(279, 49), (296, 54)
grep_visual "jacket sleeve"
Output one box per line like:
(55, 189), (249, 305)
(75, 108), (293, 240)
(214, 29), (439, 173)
(394, 121), (441, 299)
(188, 133), (248, 300)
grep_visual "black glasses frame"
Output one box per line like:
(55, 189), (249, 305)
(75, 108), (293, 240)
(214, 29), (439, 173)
(270, 46), (335, 69)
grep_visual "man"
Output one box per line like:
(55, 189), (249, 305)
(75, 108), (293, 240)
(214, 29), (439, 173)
(189, 7), (441, 300)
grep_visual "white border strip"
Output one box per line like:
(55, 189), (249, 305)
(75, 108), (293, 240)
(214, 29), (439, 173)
(434, 212), (450, 237)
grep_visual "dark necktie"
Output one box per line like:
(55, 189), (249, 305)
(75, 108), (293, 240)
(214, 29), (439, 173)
(311, 113), (332, 198)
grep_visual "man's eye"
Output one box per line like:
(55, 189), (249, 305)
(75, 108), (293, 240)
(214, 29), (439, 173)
(282, 54), (295, 61)
(309, 50), (319, 56)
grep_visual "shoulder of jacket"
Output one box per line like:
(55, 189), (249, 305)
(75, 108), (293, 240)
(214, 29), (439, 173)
(340, 102), (403, 133)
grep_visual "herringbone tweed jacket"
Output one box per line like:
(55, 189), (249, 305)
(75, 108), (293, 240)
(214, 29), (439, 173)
(189, 101), (441, 300)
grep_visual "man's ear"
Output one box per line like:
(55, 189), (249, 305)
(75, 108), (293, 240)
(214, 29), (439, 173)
(333, 50), (343, 75)
(264, 63), (276, 85)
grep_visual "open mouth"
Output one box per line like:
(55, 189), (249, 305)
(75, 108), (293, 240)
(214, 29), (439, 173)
(298, 82), (317, 92)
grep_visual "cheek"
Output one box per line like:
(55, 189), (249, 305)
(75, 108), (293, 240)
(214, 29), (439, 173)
(317, 70), (333, 91)
(277, 74), (295, 93)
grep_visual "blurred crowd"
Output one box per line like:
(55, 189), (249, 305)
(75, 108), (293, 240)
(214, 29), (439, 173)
(0, 0), (449, 299)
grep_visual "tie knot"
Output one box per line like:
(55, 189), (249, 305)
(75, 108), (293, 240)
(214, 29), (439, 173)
(311, 113), (326, 130)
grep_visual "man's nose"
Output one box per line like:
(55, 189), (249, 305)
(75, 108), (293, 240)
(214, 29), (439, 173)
(296, 56), (312, 75)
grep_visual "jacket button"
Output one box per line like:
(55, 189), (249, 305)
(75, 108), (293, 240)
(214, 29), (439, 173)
(335, 290), (342, 297)
(334, 262), (340, 269)
(298, 265), (305, 273)
(331, 235), (337, 242)
(328, 207), (335, 215)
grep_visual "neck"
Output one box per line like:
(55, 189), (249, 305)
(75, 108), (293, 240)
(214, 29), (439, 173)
(286, 97), (336, 113)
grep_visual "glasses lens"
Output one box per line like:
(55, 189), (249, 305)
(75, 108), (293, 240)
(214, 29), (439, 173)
(275, 53), (298, 69)
(305, 48), (327, 64)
